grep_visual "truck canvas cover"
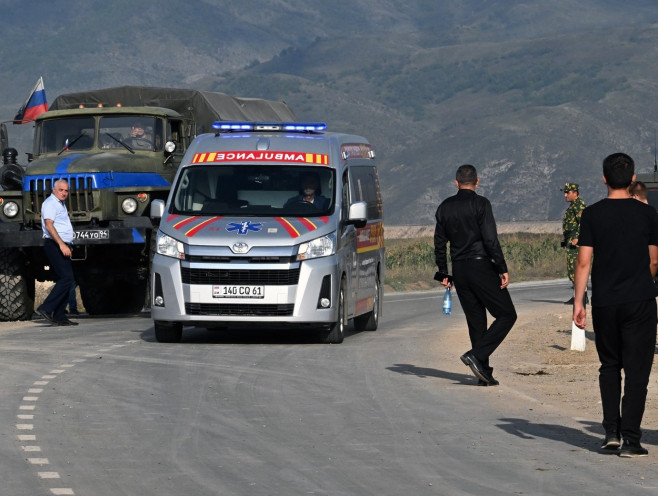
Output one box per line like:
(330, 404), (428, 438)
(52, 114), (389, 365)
(49, 86), (297, 132)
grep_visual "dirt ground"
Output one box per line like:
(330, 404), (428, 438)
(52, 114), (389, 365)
(469, 300), (658, 434)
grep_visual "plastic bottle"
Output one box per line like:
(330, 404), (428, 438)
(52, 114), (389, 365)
(442, 288), (452, 315)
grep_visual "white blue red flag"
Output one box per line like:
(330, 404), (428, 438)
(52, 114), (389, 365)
(13, 77), (48, 124)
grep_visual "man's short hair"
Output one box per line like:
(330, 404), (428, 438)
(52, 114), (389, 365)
(629, 180), (647, 200)
(456, 164), (478, 185)
(603, 153), (634, 189)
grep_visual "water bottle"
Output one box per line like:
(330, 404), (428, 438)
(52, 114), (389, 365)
(442, 288), (452, 315)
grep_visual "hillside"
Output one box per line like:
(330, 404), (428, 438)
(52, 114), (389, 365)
(2, 1), (658, 224)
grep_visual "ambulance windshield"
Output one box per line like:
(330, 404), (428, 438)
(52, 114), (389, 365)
(171, 164), (335, 217)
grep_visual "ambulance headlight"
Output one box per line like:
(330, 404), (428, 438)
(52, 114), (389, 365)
(156, 231), (185, 260)
(297, 233), (336, 261)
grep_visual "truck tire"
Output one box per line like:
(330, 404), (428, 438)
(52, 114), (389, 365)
(354, 274), (380, 332)
(154, 321), (183, 343)
(80, 279), (147, 315)
(0, 248), (35, 321)
(322, 279), (345, 344)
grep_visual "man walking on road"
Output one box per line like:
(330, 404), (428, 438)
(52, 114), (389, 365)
(434, 164), (517, 386)
(574, 152), (658, 457)
(561, 182), (586, 304)
(36, 178), (79, 326)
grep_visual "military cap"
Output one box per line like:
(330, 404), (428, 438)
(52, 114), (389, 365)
(560, 182), (579, 192)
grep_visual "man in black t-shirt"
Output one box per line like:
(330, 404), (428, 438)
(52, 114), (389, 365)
(574, 152), (658, 458)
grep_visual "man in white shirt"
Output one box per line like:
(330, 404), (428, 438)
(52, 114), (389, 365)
(36, 179), (79, 326)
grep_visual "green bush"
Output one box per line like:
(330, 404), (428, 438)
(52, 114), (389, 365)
(385, 233), (564, 290)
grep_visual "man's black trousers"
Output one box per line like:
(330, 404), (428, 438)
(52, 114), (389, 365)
(592, 298), (656, 444)
(41, 239), (75, 322)
(452, 259), (517, 373)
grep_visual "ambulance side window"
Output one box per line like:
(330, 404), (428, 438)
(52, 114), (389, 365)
(348, 166), (380, 220)
(341, 170), (350, 221)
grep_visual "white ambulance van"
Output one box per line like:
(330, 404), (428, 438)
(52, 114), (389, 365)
(150, 121), (384, 343)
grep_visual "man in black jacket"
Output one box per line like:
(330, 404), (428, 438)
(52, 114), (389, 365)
(434, 164), (517, 386)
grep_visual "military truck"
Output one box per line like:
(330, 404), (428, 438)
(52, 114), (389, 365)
(0, 86), (296, 321)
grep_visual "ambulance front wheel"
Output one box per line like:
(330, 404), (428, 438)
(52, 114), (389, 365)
(154, 321), (183, 343)
(322, 280), (345, 344)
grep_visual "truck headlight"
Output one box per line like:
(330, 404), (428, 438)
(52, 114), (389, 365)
(3, 201), (19, 218)
(121, 197), (138, 214)
(297, 233), (336, 261)
(156, 231), (185, 260)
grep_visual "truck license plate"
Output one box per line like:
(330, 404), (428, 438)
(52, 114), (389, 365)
(74, 229), (110, 240)
(213, 285), (265, 298)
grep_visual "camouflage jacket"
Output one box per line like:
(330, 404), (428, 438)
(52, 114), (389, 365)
(562, 197), (586, 245)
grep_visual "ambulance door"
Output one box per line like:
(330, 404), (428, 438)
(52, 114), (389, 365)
(348, 165), (381, 317)
(340, 169), (359, 318)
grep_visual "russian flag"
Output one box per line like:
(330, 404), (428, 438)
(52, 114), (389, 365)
(13, 77), (48, 124)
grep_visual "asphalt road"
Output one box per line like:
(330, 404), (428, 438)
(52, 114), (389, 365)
(1, 280), (657, 495)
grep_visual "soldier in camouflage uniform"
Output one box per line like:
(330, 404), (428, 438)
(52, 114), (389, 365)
(561, 182), (587, 304)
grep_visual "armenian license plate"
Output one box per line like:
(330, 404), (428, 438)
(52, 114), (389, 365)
(213, 285), (265, 298)
(74, 229), (110, 240)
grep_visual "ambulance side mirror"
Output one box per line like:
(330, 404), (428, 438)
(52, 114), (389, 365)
(347, 201), (367, 228)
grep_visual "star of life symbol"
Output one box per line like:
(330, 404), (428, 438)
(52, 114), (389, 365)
(226, 221), (263, 235)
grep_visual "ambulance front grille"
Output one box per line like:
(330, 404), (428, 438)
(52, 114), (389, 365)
(185, 303), (295, 317)
(181, 267), (300, 286)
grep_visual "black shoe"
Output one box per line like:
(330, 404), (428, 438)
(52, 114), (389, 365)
(619, 440), (648, 457)
(460, 352), (490, 383)
(600, 433), (621, 450)
(67, 310), (80, 315)
(564, 296), (575, 305)
(36, 307), (56, 324)
(54, 319), (79, 326)
(477, 377), (499, 386)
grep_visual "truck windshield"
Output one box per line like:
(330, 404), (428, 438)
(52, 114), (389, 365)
(99, 116), (162, 151)
(35, 115), (163, 153)
(171, 164), (335, 217)
(38, 117), (95, 153)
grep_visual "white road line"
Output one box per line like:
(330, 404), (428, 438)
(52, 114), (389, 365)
(50, 489), (75, 495)
(38, 472), (61, 479)
(27, 458), (49, 465)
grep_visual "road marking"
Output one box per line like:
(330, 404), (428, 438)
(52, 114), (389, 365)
(50, 489), (75, 495)
(22, 446), (42, 452)
(38, 472), (60, 479)
(27, 458), (49, 465)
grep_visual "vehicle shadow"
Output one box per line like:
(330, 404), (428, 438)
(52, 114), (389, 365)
(139, 323), (362, 345)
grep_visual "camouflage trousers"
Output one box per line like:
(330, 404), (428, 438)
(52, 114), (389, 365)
(566, 247), (578, 284)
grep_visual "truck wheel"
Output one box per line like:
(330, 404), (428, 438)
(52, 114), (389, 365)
(354, 275), (380, 332)
(322, 280), (345, 344)
(80, 279), (146, 315)
(154, 321), (183, 343)
(0, 248), (35, 321)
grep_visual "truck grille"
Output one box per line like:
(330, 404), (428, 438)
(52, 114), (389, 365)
(27, 175), (95, 215)
(181, 267), (300, 286)
(185, 302), (295, 316)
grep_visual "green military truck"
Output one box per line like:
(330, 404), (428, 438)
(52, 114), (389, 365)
(0, 86), (296, 321)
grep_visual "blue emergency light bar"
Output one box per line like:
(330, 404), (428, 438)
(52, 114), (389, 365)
(213, 121), (327, 133)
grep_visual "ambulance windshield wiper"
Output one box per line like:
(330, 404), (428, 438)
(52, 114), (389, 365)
(104, 132), (135, 153)
(58, 132), (88, 155)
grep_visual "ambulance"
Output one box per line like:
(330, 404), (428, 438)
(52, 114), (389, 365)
(150, 121), (384, 343)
